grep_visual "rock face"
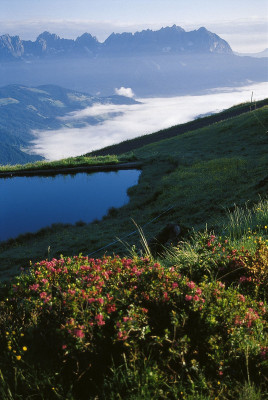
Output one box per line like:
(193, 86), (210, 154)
(0, 34), (24, 60)
(149, 223), (182, 255)
(103, 25), (232, 55)
(22, 31), (100, 57)
(0, 25), (232, 61)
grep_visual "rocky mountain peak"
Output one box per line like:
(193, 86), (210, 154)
(76, 33), (98, 45)
(0, 34), (24, 59)
(0, 25), (233, 60)
(37, 31), (60, 42)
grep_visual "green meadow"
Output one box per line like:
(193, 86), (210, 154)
(0, 155), (120, 174)
(0, 101), (267, 399)
(0, 102), (267, 279)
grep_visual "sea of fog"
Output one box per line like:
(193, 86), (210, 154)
(29, 81), (268, 160)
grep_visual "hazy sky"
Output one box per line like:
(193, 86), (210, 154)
(0, 0), (267, 52)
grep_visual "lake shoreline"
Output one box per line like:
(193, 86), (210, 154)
(0, 161), (143, 178)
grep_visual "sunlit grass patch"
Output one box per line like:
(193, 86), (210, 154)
(224, 198), (268, 241)
(0, 154), (120, 173)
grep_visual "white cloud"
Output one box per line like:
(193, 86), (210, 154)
(115, 87), (135, 98)
(59, 103), (135, 121)
(29, 81), (268, 161)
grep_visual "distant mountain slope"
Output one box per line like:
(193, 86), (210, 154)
(0, 26), (232, 61)
(0, 84), (138, 165)
(235, 48), (268, 58)
(0, 143), (42, 165)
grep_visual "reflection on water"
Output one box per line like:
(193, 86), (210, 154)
(0, 170), (140, 242)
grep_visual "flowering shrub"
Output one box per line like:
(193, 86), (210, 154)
(0, 252), (267, 398)
(169, 231), (268, 299)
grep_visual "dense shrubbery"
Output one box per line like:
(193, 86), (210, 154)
(165, 232), (267, 296)
(0, 221), (267, 399)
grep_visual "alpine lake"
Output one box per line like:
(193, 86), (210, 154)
(0, 169), (141, 242)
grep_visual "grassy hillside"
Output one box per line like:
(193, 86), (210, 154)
(0, 101), (267, 399)
(89, 98), (268, 156)
(0, 103), (267, 279)
(0, 155), (121, 175)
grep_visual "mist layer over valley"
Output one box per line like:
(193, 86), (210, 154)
(29, 81), (268, 160)
(1, 25), (267, 163)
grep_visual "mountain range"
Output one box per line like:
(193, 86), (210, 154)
(0, 26), (232, 61)
(0, 25), (267, 165)
(0, 25), (267, 97)
(0, 84), (138, 165)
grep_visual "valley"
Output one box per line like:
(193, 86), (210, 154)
(0, 84), (138, 164)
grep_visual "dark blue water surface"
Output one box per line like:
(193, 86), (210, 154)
(0, 170), (140, 242)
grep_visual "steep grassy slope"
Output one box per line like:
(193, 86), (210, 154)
(0, 104), (267, 279)
(89, 98), (268, 156)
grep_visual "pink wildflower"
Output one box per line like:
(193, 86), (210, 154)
(118, 330), (128, 340)
(95, 314), (105, 326)
(163, 292), (169, 301)
(73, 329), (85, 339)
(29, 283), (40, 291)
(187, 281), (195, 289)
(238, 294), (245, 302)
(106, 304), (116, 313)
